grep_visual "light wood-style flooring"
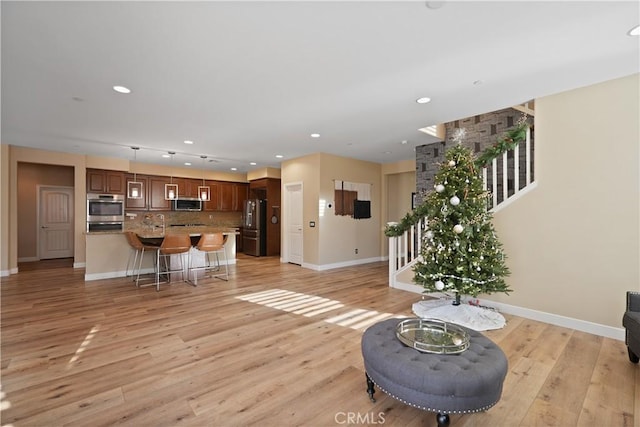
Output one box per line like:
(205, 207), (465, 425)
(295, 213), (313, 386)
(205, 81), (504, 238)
(1, 255), (638, 426)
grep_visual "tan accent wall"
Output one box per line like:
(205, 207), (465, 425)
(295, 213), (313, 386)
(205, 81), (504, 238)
(488, 73), (640, 328)
(17, 163), (74, 259)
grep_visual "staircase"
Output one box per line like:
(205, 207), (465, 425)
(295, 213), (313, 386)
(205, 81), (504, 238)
(388, 127), (535, 291)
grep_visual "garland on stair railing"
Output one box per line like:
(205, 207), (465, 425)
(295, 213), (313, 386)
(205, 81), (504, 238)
(385, 119), (530, 238)
(473, 119), (529, 168)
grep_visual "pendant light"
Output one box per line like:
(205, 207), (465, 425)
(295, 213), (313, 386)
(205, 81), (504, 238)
(164, 151), (178, 200)
(127, 147), (143, 199)
(198, 155), (210, 201)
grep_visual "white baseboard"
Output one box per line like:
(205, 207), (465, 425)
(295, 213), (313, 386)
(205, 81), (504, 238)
(303, 256), (384, 271)
(18, 256), (39, 262)
(392, 280), (625, 341)
(85, 267), (155, 282)
(84, 260), (236, 282)
(0, 269), (12, 277)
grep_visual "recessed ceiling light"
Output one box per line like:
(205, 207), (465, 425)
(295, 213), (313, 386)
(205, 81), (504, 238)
(162, 154), (170, 158)
(230, 167), (237, 171)
(113, 85), (131, 94)
(275, 154), (284, 159)
(183, 140), (194, 145)
(310, 133), (320, 138)
(425, 1), (445, 9)
(250, 162), (257, 166)
(473, 80), (483, 86)
(383, 151), (392, 154)
(401, 140), (408, 145)
(184, 162), (191, 166)
(629, 25), (640, 36)
(416, 97), (431, 104)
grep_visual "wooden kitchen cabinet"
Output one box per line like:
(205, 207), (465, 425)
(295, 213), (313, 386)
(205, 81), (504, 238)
(124, 174), (148, 210)
(219, 182), (234, 211)
(202, 181), (220, 211)
(87, 169), (125, 195)
(149, 177), (172, 211)
(174, 178), (202, 199)
(202, 181), (247, 212)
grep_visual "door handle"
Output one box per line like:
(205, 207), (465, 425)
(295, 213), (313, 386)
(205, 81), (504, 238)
(41, 226), (49, 228)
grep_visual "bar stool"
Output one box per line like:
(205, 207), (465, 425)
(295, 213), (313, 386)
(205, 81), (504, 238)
(124, 231), (160, 287)
(189, 233), (228, 285)
(155, 234), (192, 291)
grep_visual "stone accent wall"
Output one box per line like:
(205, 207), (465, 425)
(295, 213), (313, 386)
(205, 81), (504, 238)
(415, 107), (534, 205)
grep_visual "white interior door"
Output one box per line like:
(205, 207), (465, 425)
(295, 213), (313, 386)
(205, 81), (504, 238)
(39, 186), (74, 259)
(286, 183), (303, 265)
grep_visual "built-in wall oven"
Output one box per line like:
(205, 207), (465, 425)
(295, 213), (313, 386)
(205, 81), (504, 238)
(86, 194), (124, 232)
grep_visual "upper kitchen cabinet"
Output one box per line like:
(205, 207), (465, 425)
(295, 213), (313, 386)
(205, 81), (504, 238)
(174, 178), (201, 199)
(202, 181), (248, 212)
(149, 176), (172, 211)
(202, 181), (220, 212)
(87, 169), (125, 195)
(124, 174), (148, 210)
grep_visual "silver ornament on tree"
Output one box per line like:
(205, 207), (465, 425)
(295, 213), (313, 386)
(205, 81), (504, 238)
(435, 280), (445, 290)
(425, 230), (434, 239)
(450, 195), (460, 206)
(453, 224), (464, 234)
(435, 184), (445, 193)
(448, 160), (456, 167)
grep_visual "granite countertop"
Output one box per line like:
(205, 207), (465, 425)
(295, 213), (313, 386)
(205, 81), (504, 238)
(134, 226), (239, 239)
(86, 226), (239, 237)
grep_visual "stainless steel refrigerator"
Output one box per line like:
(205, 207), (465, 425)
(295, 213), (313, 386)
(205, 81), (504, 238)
(243, 199), (266, 256)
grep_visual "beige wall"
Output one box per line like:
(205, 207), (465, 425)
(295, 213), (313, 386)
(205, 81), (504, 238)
(1, 145), (11, 275)
(281, 153), (321, 265)
(317, 153), (382, 266)
(7, 146), (88, 270)
(282, 152), (384, 268)
(386, 171), (416, 223)
(247, 167), (281, 181)
(17, 163), (75, 259)
(381, 159), (416, 256)
(488, 73), (640, 328)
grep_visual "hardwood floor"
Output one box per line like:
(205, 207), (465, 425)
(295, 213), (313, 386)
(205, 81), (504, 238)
(1, 255), (637, 426)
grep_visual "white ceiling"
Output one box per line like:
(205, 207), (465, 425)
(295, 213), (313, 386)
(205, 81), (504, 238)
(2, 1), (638, 172)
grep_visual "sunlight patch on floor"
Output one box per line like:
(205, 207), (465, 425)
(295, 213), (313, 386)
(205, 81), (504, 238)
(236, 289), (401, 330)
(1, 385), (14, 427)
(68, 325), (100, 367)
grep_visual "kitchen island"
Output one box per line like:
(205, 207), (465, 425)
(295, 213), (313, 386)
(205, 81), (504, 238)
(84, 227), (238, 281)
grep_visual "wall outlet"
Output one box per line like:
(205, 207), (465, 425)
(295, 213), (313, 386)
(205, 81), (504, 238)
(355, 248), (358, 254)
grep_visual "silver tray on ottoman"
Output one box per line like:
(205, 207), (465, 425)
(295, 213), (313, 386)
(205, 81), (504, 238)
(395, 318), (470, 354)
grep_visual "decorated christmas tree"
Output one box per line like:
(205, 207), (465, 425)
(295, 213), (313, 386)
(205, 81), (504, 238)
(413, 132), (511, 305)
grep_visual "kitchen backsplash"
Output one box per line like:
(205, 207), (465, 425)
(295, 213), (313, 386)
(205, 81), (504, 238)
(124, 210), (242, 231)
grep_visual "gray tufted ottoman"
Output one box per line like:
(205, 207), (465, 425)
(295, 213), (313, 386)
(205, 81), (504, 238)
(361, 318), (508, 427)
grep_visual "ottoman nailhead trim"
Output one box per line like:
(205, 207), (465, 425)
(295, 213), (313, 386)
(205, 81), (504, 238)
(366, 374), (499, 415)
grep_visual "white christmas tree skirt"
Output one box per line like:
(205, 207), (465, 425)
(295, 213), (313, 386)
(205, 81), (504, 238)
(412, 299), (506, 331)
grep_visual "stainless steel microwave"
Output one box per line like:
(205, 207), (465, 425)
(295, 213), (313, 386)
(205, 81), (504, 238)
(172, 197), (202, 211)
